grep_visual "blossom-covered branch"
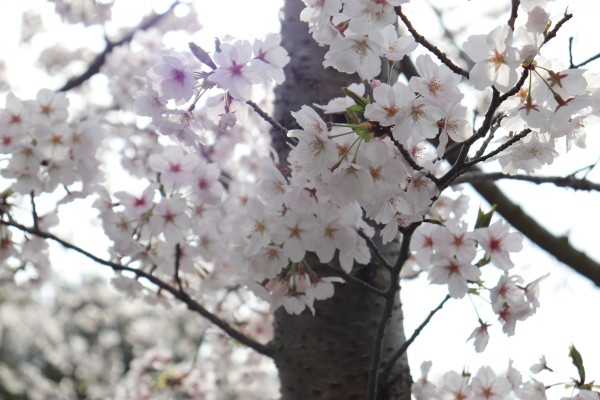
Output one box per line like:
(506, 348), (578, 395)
(396, 6), (469, 78)
(58, 1), (180, 92)
(0, 219), (274, 358)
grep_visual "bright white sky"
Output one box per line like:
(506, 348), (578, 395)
(1, 0), (600, 392)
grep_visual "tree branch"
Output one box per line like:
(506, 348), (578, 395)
(507, 0), (520, 31)
(470, 180), (600, 287)
(394, 45), (600, 289)
(396, 6), (469, 78)
(569, 37), (600, 69)
(381, 295), (451, 390)
(57, 1), (180, 92)
(367, 223), (418, 400)
(427, 2), (475, 70)
(464, 128), (532, 167)
(540, 11), (573, 48)
(0, 218), (274, 358)
(456, 171), (600, 192)
(246, 100), (295, 144)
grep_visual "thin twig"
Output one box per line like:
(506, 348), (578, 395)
(29, 191), (39, 230)
(464, 128), (531, 167)
(507, 0), (520, 31)
(0, 218), (274, 358)
(381, 295), (451, 389)
(427, 1), (475, 69)
(540, 12), (573, 48)
(396, 6), (469, 78)
(568, 37), (600, 69)
(318, 264), (387, 297)
(246, 100), (295, 143)
(472, 114), (504, 160)
(174, 243), (184, 293)
(390, 136), (423, 172)
(358, 229), (393, 271)
(58, 1), (180, 92)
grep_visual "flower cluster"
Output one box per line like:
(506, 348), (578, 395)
(413, 356), (600, 400)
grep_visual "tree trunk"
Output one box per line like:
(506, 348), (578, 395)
(271, 1), (412, 399)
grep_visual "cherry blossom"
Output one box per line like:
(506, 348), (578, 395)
(428, 255), (481, 299)
(472, 220), (523, 270)
(252, 33), (290, 84)
(150, 53), (198, 104)
(463, 25), (521, 92)
(471, 366), (512, 400)
(209, 40), (263, 100)
(323, 35), (383, 81)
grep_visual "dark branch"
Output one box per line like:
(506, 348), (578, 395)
(246, 100), (293, 142)
(507, 0), (520, 31)
(470, 180), (600, 287)
(358, 229), (393, 271)
(0, 218), (274, 358)
(396, 50), (600, 289)
(456, 172), (600, 192)
(367, 223), (418, 400)
(396, 6), (469, 78)
(57, 1), (180, 92)
(540, 11), (573, 48)
(569, 37), (600, 69)
(426, 2), (475, 70)
(381, 295), (451, 389)
(464, 128), (532, 167)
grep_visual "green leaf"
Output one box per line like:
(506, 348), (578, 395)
(474, 205), (496, 229)
(342, 87), (369, 107)
(346, 104), (365, 112)
(569, 344), (586, 386)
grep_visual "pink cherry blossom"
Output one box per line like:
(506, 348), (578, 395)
(209, 40), (262, 100)
(151, 53), (197, 104)
(428, 255), (481, 299)
(472, 220), (523, 270)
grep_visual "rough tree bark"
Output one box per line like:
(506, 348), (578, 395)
(270, 1), (412, 399)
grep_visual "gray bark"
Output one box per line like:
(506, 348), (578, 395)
(270, 1), (412, 399)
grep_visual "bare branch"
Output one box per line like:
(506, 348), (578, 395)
(540, 11), (573, 48)
(464, 128), (532, 167)
(29, 191), (39, 230)
(396, 6), (470, 78)
(358, 229), (393, 271)
(174, 243), (184, 293)
(569, 37), (600, 69)
(507, 0), (520, 31)
(0, 218), (274, 358)
(381, 295), (451, 389)
(57, 1), (180, 92)
(318, 264), (387, 297)
(456, 171), (600, 192)
(246, 100), (294, 143)
(427, 2), (475, 69)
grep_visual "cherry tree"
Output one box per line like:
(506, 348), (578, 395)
(1, 0), (600, 399)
